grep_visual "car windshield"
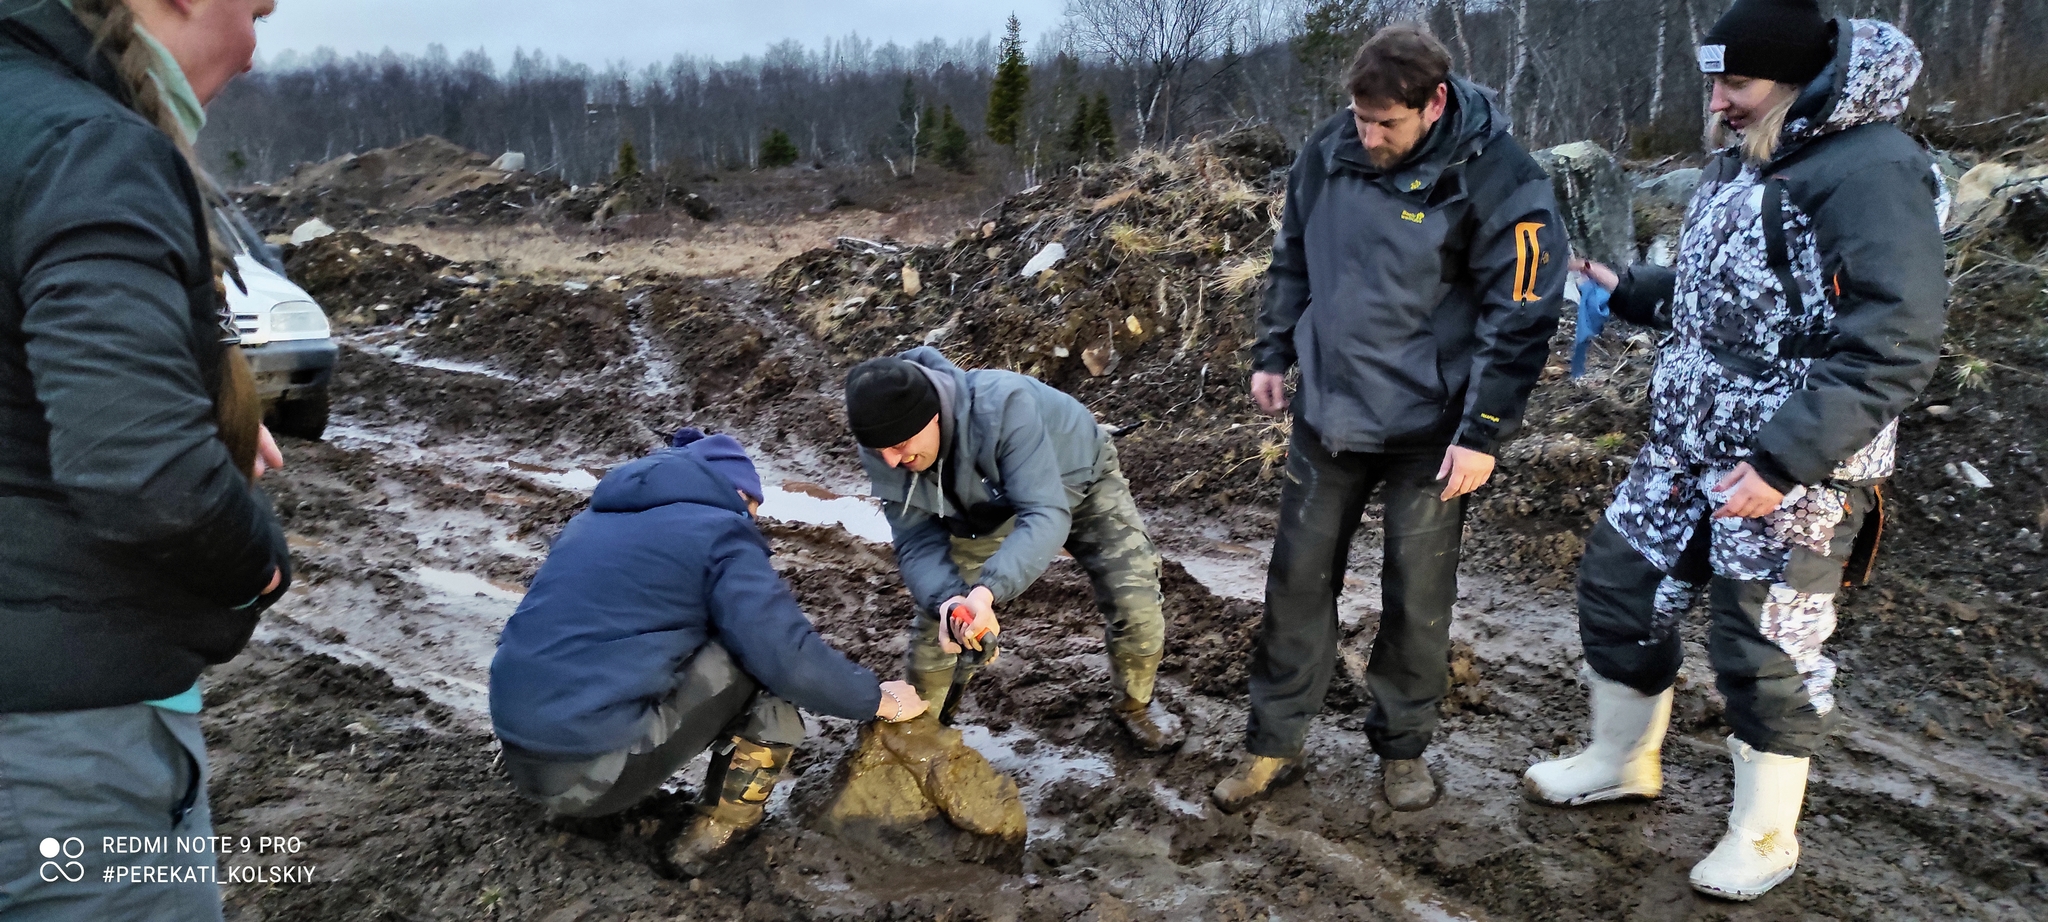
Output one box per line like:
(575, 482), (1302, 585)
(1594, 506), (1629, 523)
(209, 201), (286, 275)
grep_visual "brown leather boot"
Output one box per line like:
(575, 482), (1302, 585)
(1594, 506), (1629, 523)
(1211, 753), (1304, 814)
(1109, 651), (1185, 752)
(667, 738), (791, 878)
(1382, 757), (1439, 811)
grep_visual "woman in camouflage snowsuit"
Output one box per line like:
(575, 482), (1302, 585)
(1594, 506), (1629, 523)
(1523, 2), (1947, 902)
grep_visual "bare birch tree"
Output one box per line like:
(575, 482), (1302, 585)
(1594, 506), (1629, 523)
(1065, 0), (1251, 145)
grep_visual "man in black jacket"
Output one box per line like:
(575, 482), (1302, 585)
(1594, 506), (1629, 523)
(1214, 25), (1565, 814)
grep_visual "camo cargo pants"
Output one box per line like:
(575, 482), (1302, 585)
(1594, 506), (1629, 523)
(1578, 486), (1875, 759)
(907, 439), (1167, 700)
(498, 642), (804, 817)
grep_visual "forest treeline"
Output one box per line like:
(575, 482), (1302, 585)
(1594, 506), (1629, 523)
(202, 0), (2047, 186)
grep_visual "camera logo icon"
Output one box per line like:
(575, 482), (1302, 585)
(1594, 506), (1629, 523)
(38, 837), (86, 883)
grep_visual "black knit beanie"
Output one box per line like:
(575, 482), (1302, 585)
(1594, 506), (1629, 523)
(1699, 0), (1832, 85)
(845, 358), (941, 449)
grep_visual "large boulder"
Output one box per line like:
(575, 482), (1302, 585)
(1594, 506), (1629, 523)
(1533, 141), (1637, 266)
(814, 719), (1026, 870)
(1636, 167), (1703, 209)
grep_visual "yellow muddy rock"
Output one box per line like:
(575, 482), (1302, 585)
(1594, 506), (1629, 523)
(816, 719), (1025, 868)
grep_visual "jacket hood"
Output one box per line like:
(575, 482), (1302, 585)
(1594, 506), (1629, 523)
(589, 449), (751, 516)
(0, 0), (126, 102)
(1322, 74), (1507, 191)
(1788, 19), (1921, 141)
(897, 345), (968, 383)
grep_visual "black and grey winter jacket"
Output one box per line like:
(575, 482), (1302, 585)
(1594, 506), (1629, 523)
(1604, 19), (1947, 581)
(1, 0), (289, 712)
(1255, 75), (1567, 456)
(859, 347), (1109, 614)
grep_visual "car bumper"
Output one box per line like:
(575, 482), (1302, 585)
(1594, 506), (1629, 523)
(243, 338), (338, 401)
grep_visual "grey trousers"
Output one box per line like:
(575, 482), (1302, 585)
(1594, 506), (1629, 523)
(499, 642), (804, 817)
(0, 704), (221, 921)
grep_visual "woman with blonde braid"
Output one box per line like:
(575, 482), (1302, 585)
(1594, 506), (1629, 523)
(1, 0), (287, 917)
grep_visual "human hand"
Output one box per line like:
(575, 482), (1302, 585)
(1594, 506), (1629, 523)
(253, 424), (283, 479)
(955, 586), (1000, 653)
(876, 680), (929, 722)
(1436, 445), (1497, 501)
(1250, 371), (1289, 416)
(1569, 257), (1620, 292)
(1711, 462), (1786, 519)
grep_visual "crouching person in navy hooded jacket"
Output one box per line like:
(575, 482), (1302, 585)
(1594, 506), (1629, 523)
(489, 429), (927, 877)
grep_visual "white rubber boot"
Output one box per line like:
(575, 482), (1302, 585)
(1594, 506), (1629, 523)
(1689, 735), (1809, 901)
(1522, 666), (1673, 805)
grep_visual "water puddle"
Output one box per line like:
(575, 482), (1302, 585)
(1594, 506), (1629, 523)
(414, 566), (527, 603)
(360, 340), (520, 381)
(759, 480), (893, 545)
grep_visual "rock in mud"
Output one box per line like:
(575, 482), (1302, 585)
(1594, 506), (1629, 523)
(1533, 140), (1636, 267)
(816, 719), (1027, 870)
(1635, 167), (1702, 209)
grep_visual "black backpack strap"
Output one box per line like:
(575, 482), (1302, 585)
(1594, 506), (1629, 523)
(1762, 177), (1805, 320)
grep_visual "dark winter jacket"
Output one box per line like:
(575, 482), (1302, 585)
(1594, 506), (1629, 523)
(1255, 74), (1567, 456)
(859, 347), (1108, 613)
(490, 448), (881, 759)
(1603, 19), (1947, 580)
(0, 0), (289, 713)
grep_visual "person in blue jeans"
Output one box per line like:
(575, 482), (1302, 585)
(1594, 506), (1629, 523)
(490, 429), (926, 877)
(2, 1), (290, 919)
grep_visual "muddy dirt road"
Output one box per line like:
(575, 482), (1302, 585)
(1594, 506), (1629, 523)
(197, 240), (2048, 922)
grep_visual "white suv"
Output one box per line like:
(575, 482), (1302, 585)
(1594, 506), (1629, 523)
(215, 207), (337, 439)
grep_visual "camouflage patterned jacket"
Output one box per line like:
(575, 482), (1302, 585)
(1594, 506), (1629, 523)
(1603, 19), (1948, 581)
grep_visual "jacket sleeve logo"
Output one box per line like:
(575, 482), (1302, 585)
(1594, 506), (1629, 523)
(1401, 210), (1426, 224)
(1513, 221), (1546, 302)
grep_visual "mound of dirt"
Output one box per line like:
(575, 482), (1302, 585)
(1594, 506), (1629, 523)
(768, 129), (1291, 522)
(282, 231), (456, 329)
(238, 136), (568, 232)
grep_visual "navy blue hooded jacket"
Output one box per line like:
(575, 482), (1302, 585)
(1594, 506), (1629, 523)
(489, 448), (880, 759)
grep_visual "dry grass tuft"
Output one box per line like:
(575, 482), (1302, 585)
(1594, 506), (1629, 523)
(1107, 223), (1168, 257)
(1216, 257), (1267, 295)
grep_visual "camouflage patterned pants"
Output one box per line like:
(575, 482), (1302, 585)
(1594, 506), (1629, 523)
(499, 642), (803, 817)
(1577, 489), (1873, 759)
(907, 440), (1166, 698)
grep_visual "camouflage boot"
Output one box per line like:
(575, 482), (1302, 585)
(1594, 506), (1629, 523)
(908, 666), (958, 726)
(1109, 650), (1185, 752)
(667, 738), (792, 878)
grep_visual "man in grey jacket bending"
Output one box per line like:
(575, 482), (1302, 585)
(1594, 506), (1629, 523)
(1216, 25), (1565, 814)
(844, 347), (1184, 751)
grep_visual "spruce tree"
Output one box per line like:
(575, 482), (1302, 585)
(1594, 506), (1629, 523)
(936, 106), (974, 172)
(1064, 96), (1092, 162)
(915, 104), (939, 159)
(760, 128), (799, 168)
(1088, 94), (1118, 161)
(616, 137), (640, 179)
(986, 15), (1031, 147)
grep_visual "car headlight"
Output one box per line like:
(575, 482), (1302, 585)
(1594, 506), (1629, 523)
(265, 302), (331, 339)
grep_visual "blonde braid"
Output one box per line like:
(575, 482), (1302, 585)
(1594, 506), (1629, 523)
(72, 0), (262, 480)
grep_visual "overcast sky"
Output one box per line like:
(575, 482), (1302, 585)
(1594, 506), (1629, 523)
(255, 0), (1072, 68)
